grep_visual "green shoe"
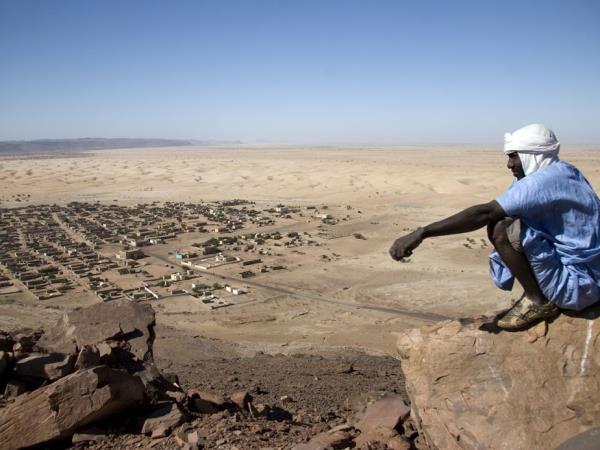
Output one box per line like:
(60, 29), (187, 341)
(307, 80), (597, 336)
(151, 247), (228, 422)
(497, 296), (559, 331)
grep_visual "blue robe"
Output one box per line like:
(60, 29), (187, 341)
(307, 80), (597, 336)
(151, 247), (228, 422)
(490, 161), (600, 310)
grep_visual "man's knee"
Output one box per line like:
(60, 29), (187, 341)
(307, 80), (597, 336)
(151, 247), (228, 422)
(488, 219), (510, 247)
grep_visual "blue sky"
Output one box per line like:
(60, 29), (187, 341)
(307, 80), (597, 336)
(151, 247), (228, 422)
(1, 0), (599, 144)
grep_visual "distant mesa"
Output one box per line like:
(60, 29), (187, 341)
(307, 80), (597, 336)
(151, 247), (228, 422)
(0, 138), (242, 154)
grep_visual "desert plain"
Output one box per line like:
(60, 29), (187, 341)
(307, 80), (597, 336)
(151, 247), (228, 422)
(1, 144), (600, 361)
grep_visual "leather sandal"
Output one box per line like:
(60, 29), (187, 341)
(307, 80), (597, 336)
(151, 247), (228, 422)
(496, 296), (559, 331)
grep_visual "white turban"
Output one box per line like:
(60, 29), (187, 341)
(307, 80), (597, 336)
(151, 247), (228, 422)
(504, 124), (560, 176)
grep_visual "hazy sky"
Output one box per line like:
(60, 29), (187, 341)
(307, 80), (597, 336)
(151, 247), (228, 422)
(1, 0), (599, 144)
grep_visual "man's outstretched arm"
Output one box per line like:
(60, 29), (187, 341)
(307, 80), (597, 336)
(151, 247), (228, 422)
(389, 200), (507, 261)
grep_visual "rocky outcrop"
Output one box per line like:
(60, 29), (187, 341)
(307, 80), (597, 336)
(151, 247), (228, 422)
(38, 299), (155, 361)
(0, 301), (174, 449)
(0, 366), (145, 450)
(397, 306), (600, 450)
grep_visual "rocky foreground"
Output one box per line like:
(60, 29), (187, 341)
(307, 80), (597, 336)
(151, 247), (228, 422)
(0, 300), (418, 449)
(2, 299), (600, 449)
(397, 305), (600, 450)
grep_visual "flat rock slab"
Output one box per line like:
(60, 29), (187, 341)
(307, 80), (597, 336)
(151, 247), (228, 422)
(142, 402), (185, 437)
(356, 394), (409, 433)
(396, 306), (600, 450)
(38, 300), (155, 361)
(0, 365), (146, 450)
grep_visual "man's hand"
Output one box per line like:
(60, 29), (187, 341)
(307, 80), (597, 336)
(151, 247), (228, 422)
(389, 228), (424, 261)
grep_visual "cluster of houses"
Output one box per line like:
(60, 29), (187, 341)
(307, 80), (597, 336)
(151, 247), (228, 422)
(53, 200), (302, 247)
(0, 250), (68, 300)
(0, 199), (342, 306)
(0, 206), (125, 300)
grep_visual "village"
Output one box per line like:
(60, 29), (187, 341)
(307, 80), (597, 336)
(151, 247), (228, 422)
(0, 200), (353, 311)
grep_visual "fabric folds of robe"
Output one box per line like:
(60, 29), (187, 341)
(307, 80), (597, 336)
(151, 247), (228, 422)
(490, 161), (600, 311)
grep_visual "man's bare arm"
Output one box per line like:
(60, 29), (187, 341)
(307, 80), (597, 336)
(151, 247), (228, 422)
(389, 200), (507, 261)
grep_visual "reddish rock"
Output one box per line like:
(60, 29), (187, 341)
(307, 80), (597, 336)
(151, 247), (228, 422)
(141, 402), (185, 437)
(356, 395), (410, 433)
(251, 402), (271, 417)
(230, 390), (253, 410)
(189, 390), (226, 414)
(396, 304), (600, 450)
(293, 429), (354, 450)
(174, 424), (203, 450)
(0, 366), (146, 450)
(355, 426), (410, 450)
(14, 352), (74, 381)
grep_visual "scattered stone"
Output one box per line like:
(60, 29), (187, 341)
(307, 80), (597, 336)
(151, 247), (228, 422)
(74, 344), (101, 370)
(329, 423), (355, 433)
(136, 362), (184, 403)
(356, 395), (409, 433)
(38, 299), (155, 361)
(230, 390), (253, 410)
(96, 341), (114, 359)
(338, 363), (354, 374)
(0, 365), (146, 450)
(251, 402), (271, 417)
(142, 402), (185, 438)
(174, 424), (203, 450)
(354, 426), (410, 450)
(12, 329), (42, 353)
(280, 394), (293, 403)
(165, 389), (187, 403)
(71, 427), (109, 444)
(189, 390), (226, 414)
(292, 429), (354, 450)
(11, 342), (24, 358)
(3, 380), (28, 398)
(14, 352), (74, 381)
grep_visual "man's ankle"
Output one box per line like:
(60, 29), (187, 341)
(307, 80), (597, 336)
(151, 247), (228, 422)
(526, 294), (548, 305)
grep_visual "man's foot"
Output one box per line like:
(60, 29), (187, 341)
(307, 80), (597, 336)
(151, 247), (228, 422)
(496, 296), (560, 331)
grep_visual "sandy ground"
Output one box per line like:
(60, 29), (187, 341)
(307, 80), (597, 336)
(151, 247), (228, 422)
(2, 145), (600, 358)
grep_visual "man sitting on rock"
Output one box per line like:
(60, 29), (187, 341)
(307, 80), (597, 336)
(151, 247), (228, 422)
(389, 124), (600, 330)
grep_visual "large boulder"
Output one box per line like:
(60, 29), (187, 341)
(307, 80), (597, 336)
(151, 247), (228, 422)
(38, 300), (155, 362)
(396, 306), (600, 450)
(0, 365), (146, 450)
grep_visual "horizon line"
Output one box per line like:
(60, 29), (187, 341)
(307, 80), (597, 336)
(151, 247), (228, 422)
(1, 137), (599, 147)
